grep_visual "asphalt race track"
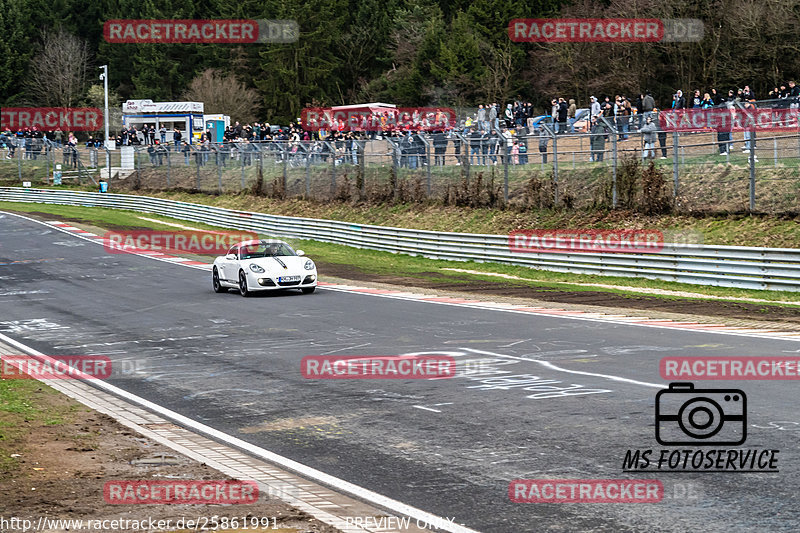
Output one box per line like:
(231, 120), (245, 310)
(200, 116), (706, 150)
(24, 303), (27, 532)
(1, 211), (799, 532)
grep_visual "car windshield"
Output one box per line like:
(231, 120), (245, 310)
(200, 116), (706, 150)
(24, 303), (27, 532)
(239, 242), (296, 259)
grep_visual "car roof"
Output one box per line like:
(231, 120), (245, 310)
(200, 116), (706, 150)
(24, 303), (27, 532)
(237, 239), (288, 247)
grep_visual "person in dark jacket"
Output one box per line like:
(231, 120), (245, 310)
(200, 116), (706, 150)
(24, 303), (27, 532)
(590, 117), (606, 162)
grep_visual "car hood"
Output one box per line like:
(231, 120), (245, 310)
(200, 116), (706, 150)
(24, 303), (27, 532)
(246, 256), (313, 273)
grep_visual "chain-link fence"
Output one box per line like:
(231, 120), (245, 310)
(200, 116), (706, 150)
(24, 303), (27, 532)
(4, 121), (800, 213)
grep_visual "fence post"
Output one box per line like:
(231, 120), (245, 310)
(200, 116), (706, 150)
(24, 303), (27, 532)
(773, 136), (778, 167)
(17, 142), (22, 181)
(547, 124), (559, 204)
(282, 144), (288, 193)
(600, 117), (617, 207)
(503, 134), (509, 203)
(359, 140), (367, 197)
(455, 132), (470, 185)
(166, 150), (171, 187)
(328, 141), (336, 198)
(240, 148), (246, 193)
(749, 130), (757, 212)
(672, 131), (680, 198)
(305, 143), (312, 198)
(196, 149), (201, 191)
(423, 135), (432, 195)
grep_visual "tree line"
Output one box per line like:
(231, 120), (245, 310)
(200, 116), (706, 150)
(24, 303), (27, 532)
(2, 0), (799, 125)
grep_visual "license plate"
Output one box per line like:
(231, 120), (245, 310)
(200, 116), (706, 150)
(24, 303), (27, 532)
(279, 275), (300, 282)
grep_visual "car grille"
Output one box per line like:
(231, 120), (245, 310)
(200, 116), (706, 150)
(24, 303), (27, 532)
(277, 280), (301, 286)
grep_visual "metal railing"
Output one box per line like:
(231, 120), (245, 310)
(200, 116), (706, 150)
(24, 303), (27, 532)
(6, 127), (800, 213)
(1, 187), (799, 292)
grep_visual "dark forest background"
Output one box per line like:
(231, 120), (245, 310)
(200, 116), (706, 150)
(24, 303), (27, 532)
(2, 0), (799, 123)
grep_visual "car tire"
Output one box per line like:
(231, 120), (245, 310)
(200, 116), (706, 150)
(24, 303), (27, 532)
(239, 270), (250, 297)
(212, 267), (226, 293)
(301, 287), (316, 294)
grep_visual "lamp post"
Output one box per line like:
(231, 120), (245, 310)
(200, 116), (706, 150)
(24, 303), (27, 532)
(99, 65), (110, 181)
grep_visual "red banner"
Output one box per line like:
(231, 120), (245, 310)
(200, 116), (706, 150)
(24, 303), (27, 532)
(1, 107), (103, 131)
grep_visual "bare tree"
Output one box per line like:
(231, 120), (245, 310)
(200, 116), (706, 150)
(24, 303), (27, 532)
(182, 69), (261, 124)
(26, 27), (90, 108)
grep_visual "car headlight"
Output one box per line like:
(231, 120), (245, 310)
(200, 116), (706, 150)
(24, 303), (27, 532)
(249, 264), (265, 273)
(304, 259), (315, 270)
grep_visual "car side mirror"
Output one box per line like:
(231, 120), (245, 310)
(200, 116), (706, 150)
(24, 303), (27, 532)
(225, 254), (236, 260)
(296, 250), (305, 256)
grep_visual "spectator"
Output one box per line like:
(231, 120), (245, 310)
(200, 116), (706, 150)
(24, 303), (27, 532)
(181, 141), (191, 165)
(789, 81), (800, 109)
(159, 125), (167, 144)
(654, 109), (668, 159)
(173, 127), (182, 147)
(691, 89), (702, 108)
(711, 88), (723, 106)
(641, 91), (656, 127)
(477, 105), (487, 132)
(504, 104), (514, 129)
(567, 98), (577, 132)
(432, 130), (447, 166)
(742, 85), (755, 101)
(701, 93), (713, 108)
(468, 128), (482, 165)
(517, 131), (528, 165)
(590, 117), (606, 162)
(640, 115), (657, 159)
(557, 98), (568, 134)
(538, 126), (549, 164)
(671, 90), (686, 109)
(590, 96), (601, 120)
(53, 128), (63, 148)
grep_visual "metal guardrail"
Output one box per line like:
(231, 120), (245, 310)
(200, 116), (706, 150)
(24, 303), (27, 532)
(1, 187), (799, 292)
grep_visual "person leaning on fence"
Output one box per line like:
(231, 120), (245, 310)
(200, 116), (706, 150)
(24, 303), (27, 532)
(538, 126), (549, 163)
(147, 144), (157, 166)
(181, 141), (191, 165)
(589, 117), (605, 162)
(432, 130), (447, 166)
(640, 115), (657, 160)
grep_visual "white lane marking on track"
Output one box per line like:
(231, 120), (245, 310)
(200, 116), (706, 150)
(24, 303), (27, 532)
(6, 210), (800, 343)
(0, 331), (479, 533)
(320, 342), (372, 355)
(412, 403), (454, 413)
(460, 347), (664, 389)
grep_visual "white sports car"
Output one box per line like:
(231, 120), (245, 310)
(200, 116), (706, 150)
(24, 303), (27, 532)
(212, 239), (317, 296)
